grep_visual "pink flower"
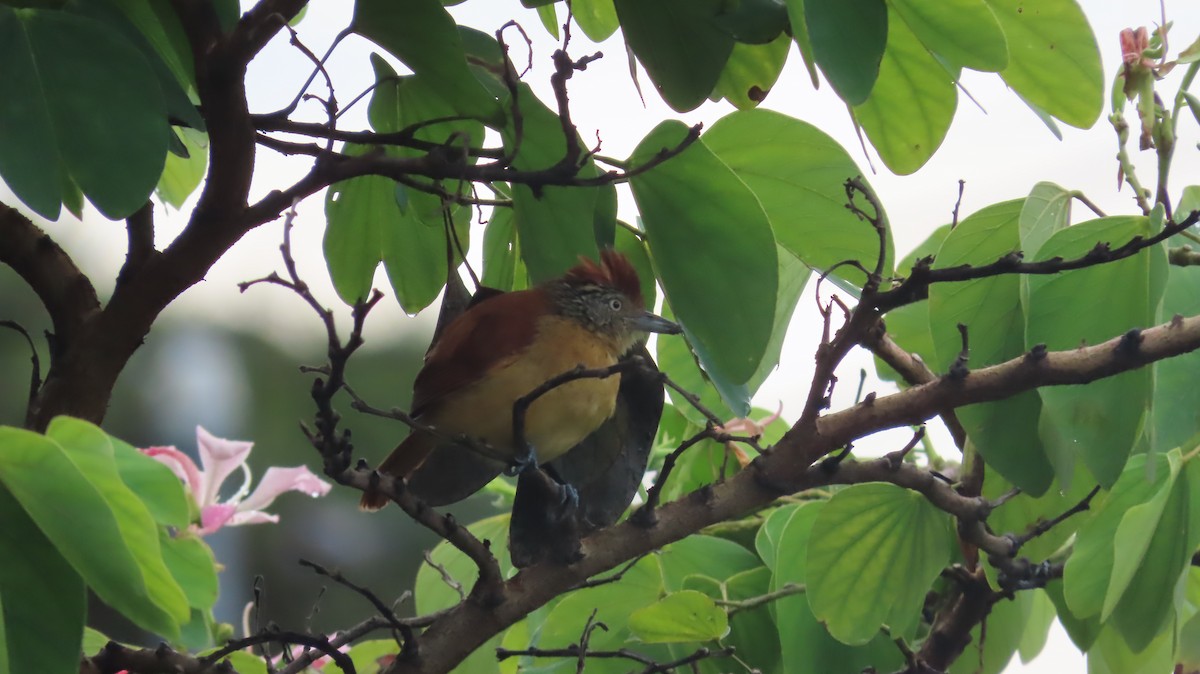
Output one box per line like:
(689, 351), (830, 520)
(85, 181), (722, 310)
(1120, 27), (1152, 67)
(717, 404), (783, 467)
(143, 426), (332, 536)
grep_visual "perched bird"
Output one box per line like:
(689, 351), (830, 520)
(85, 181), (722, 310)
(360, 249), (680, 511)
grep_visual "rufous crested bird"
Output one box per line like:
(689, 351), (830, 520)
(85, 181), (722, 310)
(359, 249), (680, 511)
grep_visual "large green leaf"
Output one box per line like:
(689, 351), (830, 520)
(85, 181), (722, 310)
(713, 34), (790, 110)
(658, 534), (762, 592)
(983, 462), (1094, 567)
(772, 501), (904, 672)
(630, 121), (778, 388)
(853, 7), (957, 174)
(482, 207), (518, 292)
(323, 144), (386, 306)
(502, 85), (606, 282)
(1018, 181), (1073, 259)
(1086, 626), (1173, 674)
(352, 0), (503, 124)
(0, 6), (168, 219)
(614, 0), (734, 111)
(1152, 258), (1200, 452)
(109, 435), (188, 529)
(535, 555), (665, 671)
(573, 0), (619, 42)
(748, 249), (810, 392)
(0, 485), (85, 674)
(160, 530), (218, 611)
(628, 590), (728, 643)
(613, 226), (657, 310)
(928, 199), (1053, 494)
(655, 329), (742, 424)
(1108, 456), (1193, 651)
(1025, 216), (1165, 486)
(1044, 579), (1100, 651)
(45, 418), (189, 626)
(0, 426), (179, 638)
(807, 482), (952, 645)
(156, 127), (207, 209)
(888, 0), (1007, 72)
(782, 0), (821, 87)
(1016, 590), (1056, 663)
(983, 0), (1102, 128)
(1063, 453), (1176, 621)
(703, 109), (889, 287)
(804, 0), (888, 105)
(874, 224), (950, 385)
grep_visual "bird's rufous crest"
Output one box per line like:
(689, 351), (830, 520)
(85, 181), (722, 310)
(562, 249), (644, 307)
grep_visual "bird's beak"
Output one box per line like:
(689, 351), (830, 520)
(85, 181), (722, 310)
(632, 310), (682, 335)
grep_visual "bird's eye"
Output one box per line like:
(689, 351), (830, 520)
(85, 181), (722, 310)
(609, 298), (623, 311)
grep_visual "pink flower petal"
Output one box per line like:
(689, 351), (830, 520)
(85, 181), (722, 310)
(195, 426), (253, 508)
(226, 510), (280, 527)
(238, 466), (332, 513)
(197, 503), (238, 536)
(142, 446), (203, 498)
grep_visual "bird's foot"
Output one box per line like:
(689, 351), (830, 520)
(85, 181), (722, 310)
(505, 444), (539, 476)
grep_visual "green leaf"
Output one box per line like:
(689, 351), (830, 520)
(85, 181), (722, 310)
(482, 207), (518, 291)
(1064, 452), (1176, 620)
(928, 199), (1053, 494)
(889, 0), (1007, 71)
(0, 426), (180, 639)
(659, 534), (762, 592)
(1044, 579), (1100, 651)
(630, 120), (778, 388)
(853, 7), (957, 174)
(772, 500), (904, 672)
(1017, 590), (1056, 663)
(573, 0), (619, 42)
(348, 640), (399, 674)
(352, 0), (503, 125)
(224, 651), (269, 674)
(714, 34), (790, 110)
(0, 484), (85, 674)
(984, 462), (1094, 567)
(109, 434), (189, 529)
(46, 418), (190, 626)
(501, 84), (603, 281)
(1018, 181), (1073, 259)
(717, 567), (780, 673)
(1151, 259), (1200, 452)
(804, 0), (887, 105)
(157, 127), (207, 209)
(983, 0), (1102, 128)
(0, 6), (168, 219)
(629, 591), (728, 644)
(160, 531), (218, 611)
(536, 555), (665, 662)
(655, 330), (741, 424)
(1086, 625), (1173, 674)
(714, 0), (788, 43)
(874, 225), (950, 385)
(1025, 216), (1165, 486)
(703, 109), (889, 287)
(782, 0), (821, 87)
(613, 226), (657, 310)
(807, 482), (952, 645)
(1108, 457), (1192, 651)
(66, 0), (203, 132)
(748, 249), (811, 392)
(614, 0), (734, 112)
(323, 144), (386, 305)
(754, 503), (802, 570)
(535, 2), (558, 38)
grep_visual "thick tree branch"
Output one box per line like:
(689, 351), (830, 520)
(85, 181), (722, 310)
(0, 202), (100, 347)
(228, 0), (311, 65)
(863, 326), (967, 450)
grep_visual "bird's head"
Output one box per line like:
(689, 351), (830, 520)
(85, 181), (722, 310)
(552, 249), (681, 352)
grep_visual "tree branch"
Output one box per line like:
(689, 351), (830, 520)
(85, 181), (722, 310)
(0, 201), (99, 348)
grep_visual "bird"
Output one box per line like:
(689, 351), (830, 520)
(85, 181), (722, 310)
(360, 249), (680, 511)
